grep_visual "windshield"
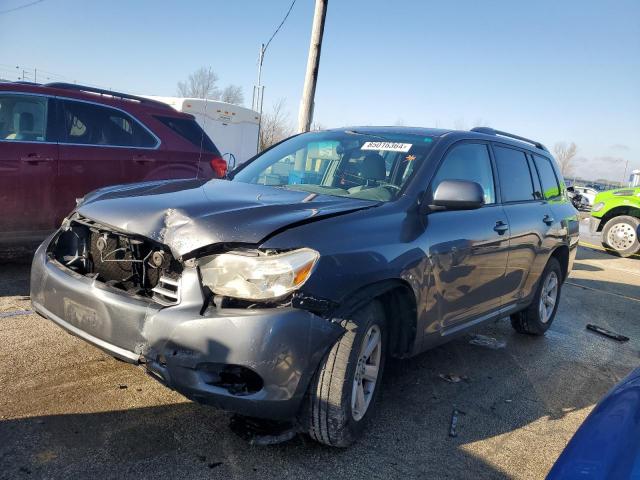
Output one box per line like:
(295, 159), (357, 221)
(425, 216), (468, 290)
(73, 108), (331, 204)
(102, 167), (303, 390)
(231, 130), (436, 202)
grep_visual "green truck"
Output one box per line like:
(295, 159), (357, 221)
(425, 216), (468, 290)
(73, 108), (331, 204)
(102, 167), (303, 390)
(590, 187), (640, 257)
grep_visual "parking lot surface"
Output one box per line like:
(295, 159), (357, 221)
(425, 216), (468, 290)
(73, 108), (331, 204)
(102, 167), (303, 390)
(1, 245), (639, 479)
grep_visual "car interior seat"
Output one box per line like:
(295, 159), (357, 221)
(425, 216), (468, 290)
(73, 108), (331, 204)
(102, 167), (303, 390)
(6, 112), (38, 141)
(348, 152), (386, 193)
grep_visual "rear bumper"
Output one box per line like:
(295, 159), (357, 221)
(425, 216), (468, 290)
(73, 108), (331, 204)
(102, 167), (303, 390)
(30, 240), (344, 420)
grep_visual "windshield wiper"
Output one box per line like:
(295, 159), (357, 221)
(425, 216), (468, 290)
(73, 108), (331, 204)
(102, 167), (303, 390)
(344, 130), (393, 142)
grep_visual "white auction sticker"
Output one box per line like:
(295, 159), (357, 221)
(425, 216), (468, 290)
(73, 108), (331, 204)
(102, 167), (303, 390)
(361, 141), (412, 153)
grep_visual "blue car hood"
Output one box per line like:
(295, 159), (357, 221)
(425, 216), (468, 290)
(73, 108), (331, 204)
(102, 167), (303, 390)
(548, 367), (640, 479)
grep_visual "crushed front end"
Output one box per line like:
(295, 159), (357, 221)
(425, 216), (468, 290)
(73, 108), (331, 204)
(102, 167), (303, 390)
(30, 215), (344, 419)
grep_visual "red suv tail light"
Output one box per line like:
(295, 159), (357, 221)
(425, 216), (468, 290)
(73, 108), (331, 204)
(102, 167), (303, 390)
(210, 156), (227, 178)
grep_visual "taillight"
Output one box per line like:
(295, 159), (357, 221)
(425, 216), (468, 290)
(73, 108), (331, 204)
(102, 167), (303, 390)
(210, 156), (227, 178)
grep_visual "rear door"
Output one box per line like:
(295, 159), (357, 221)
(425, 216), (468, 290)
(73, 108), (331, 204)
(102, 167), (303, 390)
(425, 142), (510, 329)
(151, 115), (221, 180)
(56, 98), (160, 223)
(492, 145), (554, 306)
(0, 93), (59, 243)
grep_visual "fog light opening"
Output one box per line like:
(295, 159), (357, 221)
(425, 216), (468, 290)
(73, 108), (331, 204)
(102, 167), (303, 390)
(197, 363), (263, 396)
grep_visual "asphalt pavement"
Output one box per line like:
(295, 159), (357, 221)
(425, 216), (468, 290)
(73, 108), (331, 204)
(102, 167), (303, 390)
(1, 242), (639, 479)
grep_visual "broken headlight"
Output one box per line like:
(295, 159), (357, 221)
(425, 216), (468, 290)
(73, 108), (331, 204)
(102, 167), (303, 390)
(199, 248), (319, 300)
(591, 201), (605, 212)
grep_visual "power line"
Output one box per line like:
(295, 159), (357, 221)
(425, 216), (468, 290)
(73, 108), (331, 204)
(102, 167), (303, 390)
(0, 0), (45, 15)
(263, 0), (296, 54)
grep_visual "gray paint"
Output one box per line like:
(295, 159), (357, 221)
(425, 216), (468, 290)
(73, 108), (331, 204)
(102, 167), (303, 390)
(30, 128), (580, 420)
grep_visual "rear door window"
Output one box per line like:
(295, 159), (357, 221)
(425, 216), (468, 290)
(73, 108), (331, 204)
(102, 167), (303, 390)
(533, 155), (561, 199)
(155, 115), (218, 153)
(60, 100), (157, 148)
(493, 146), (536, 202)
(431, 143), (496, 204)
(0, 94), (49, 142)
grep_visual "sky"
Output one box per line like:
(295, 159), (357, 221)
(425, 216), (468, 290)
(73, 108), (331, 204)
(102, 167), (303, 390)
(1, 0), (638, 182)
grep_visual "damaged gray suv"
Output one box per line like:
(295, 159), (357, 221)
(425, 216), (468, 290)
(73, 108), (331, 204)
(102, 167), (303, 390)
(31, 126), (579, 447)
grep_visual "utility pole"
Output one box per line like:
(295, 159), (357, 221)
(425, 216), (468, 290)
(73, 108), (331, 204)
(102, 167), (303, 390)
(297, 0), (328, 133)
(252, 43), (266, 153)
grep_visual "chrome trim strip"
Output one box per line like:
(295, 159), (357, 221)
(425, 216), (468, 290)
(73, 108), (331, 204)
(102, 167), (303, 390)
(0, 90), (161, 150)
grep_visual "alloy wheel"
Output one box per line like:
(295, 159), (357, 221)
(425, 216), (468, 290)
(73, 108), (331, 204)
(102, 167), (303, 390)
(539, 271), (559, 324)
(351, 324), (382, 421)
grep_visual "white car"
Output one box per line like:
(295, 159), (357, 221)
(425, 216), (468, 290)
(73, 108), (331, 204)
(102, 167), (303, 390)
(572, 186), (598, 206)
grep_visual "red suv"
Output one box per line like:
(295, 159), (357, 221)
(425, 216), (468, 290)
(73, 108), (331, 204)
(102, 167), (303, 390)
(0, 82), (226, 255)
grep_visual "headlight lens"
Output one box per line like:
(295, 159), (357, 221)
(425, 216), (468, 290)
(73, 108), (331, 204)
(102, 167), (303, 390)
(199, 248), (320, 300)
(592, 202), (605, 212)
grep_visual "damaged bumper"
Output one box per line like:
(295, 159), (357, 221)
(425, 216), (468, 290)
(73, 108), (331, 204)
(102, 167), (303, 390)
(30, 240), (344, 420)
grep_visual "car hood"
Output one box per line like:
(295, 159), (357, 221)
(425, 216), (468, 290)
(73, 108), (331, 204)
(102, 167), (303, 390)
(76, 179), (377, 259)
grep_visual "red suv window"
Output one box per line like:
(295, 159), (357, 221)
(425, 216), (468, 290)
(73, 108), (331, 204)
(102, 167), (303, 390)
(60, 99), (158, 148)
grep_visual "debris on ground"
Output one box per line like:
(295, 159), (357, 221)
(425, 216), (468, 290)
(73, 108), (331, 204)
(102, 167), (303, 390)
(439, 373), (468, 383)
(449, 409), (466, 438)
(118, 384), (128, 389)
(229, 415), (297, 446)
(0, 309), (34, 319)
(208, 462), (223, 469)
(586, 324), (630, 342)
(469, 334), (506, 349)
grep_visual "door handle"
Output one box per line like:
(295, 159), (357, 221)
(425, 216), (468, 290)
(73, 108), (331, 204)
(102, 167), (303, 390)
(494, 221), (509, 234)
(133, 156), (156, 165)
(20, 154), (54, 165)
(543, 215), (555, 226)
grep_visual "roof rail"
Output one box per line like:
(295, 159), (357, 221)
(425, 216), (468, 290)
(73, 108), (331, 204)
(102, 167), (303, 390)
(44, 82), (173, 110)
(471, 127), (548, 152)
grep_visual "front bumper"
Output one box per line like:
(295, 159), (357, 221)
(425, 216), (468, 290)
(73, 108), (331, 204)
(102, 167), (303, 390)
(589, 216), (602, 233)
(30, 241), (344, 420)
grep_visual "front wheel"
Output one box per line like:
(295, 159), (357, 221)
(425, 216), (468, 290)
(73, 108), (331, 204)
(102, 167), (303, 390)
(511, 257), (562, 335)
(602, 215), (640, 258)
(303, 300), (386, 447)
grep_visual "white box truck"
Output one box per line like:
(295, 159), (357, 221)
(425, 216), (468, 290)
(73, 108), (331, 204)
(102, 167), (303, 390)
(146, 96), (260, 166)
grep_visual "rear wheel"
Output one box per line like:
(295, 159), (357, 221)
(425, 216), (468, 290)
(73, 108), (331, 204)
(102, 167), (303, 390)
(511, 257), (562, 335)
(303, 300), (386, 447)
(602, 215), (640, 258)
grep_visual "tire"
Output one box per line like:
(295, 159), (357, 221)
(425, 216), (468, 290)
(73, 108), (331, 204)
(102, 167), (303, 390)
(511, 257), (562, 336)
(303, 300), (386, 447)
(602, 215), (640, 258)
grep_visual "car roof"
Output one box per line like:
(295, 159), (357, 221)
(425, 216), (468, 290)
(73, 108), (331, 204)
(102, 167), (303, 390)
(0, 81), (189, 117)
(327, 126), (551, 156)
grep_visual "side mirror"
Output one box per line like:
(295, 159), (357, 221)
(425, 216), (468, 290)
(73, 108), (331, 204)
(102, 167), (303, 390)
(431, 179), (485, 210)
(222, 152), (237, 172)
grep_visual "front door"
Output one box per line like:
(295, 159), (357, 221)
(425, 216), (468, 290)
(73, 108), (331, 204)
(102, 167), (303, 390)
(55, 98), (132, 223)
(0, 93), (58, 244)
(425, 142), (510, 329)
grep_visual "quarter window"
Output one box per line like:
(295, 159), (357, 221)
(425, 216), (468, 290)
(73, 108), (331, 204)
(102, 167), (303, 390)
(431, 143), (495, 204)
(533, 155), (561, 199)
(0, 94), (48, 142)
(494, 146), (536, 202)
(60, 100), (157, 148)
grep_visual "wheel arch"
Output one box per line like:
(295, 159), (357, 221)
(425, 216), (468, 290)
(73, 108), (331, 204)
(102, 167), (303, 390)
(549, 244), (570, 281)
(333, 279), (418, 359)
(598, 206), (640, 231)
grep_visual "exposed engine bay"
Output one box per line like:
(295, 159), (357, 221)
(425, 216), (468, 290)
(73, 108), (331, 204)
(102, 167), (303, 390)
(50, 215), (182, 304)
